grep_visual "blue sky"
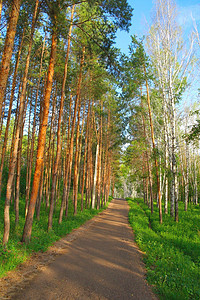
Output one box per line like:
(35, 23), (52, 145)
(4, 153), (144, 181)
(115, 0), (200, 54)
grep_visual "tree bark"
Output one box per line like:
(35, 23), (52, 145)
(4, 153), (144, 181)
(0, 25), (25, 198)
(74, 103), (86, 215)
(0, 0), (2, 24)
(59, 46), (85, 223)
(144, 64), (162, 224)
(185, 120), (189, 211)
(15, 94), (29, 224)
(81, 100), (90, 210)
(22, 29), (57, 243)
(3, 0), (39, 245)
(25, 34), (46, 216)
(0, 0), (21, 121)
(48, 5), (74, 230)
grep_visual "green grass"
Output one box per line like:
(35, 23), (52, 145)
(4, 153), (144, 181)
(127, 197), (200, 300)
(0, 194), (111, 278)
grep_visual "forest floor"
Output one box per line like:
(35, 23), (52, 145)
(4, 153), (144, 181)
(0, 198), (157, 300)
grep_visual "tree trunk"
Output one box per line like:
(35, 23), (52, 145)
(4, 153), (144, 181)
(3, 0), (39, 245)
(92, 143), (99, 209)
(140, 88), (153, 213)
(45, 87), (57, 209)
(81, 100), (90, 210)
(36, 154), (45, 220)
(96, 108), (102, 210)
(193, 149), (198, 205)
(25, 34), (46, 216)
(0, 0), (21, 121)
(59, 46), (85, 223)
(144, 64), (162, 224)
(48, 5), (74, 230)
(15, 95), (29, 224)
(0, 0), (2, 24)
(22, 30), (57, 243)
(185, 119), (189, 211)
(0, 25), (25, 198)
(74, 103), (86, 215)
(73, 99), (82, 215)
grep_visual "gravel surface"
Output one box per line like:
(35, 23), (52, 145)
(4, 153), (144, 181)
(1, 198), (157, 300)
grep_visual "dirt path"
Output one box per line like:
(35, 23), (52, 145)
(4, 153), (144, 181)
(1, 199), (157, 300)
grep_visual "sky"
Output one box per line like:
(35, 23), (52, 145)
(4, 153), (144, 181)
(115, 0), (200, 107)
(115, 0), (200, 54)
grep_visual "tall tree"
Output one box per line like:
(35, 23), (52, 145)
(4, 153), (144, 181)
(0, 0), (21, 121)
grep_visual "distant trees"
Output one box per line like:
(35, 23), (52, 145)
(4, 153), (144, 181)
(120, 0), (197, 224)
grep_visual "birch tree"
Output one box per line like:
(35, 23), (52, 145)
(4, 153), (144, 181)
(146, 0), (194, 222)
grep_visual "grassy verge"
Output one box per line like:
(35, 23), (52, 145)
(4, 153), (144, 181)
(0, 195), (111, 278)
(127, 197), (200, 300)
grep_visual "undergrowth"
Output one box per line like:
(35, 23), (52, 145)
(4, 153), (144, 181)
(0, 194), (111, 278)
(127, 197), (200, 300)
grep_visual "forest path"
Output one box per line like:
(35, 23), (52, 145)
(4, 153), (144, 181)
(2, 199), (157, 300)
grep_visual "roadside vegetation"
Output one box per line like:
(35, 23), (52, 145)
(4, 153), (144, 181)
(0, 195), (111, 278)
(127, 197), (200, 300)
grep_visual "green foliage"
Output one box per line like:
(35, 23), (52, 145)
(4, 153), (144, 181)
(0, 195), (111, 278)
(127, 197), (200, 300)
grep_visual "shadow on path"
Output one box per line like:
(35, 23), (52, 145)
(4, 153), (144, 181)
(7, 199), (157, 300)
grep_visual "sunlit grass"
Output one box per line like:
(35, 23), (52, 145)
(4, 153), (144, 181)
(127, 197), (200, 300)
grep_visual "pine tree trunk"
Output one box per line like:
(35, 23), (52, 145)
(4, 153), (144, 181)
(59, 46), (85, 223)
(74, 103), (86, 214)
(3, 0), (39, 245)
(0, 0), (2, 24)
(15, 96), (29, 225)
(73, 99), (82, 215)
(92, 143), (99, 209)
(25, 34), (46, 216)
(96, 122), (102, 209)
(45, 88), (57, 208)
(36, 155), (45, 220)
(0, 26), (25, 198)
(22, 30), (57, 243)
(48, 5), (74, 230)
(0, 0), (21, 121)
(81, 101), (90, 210)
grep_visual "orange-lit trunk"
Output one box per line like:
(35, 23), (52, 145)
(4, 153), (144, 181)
(81, 100), (90, 210)
(3, 0), (39, 245)
(22, 31), (57, 243)
(59, 46), (85, 223)
(0, 26), (25, 198)
(25, 34), (46, 216)
(0, 0), (21, 121)
(48, 5), (74, 230)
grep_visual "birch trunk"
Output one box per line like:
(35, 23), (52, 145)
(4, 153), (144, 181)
(185, 122), (189, 211)
(144, 64), (162, 223)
